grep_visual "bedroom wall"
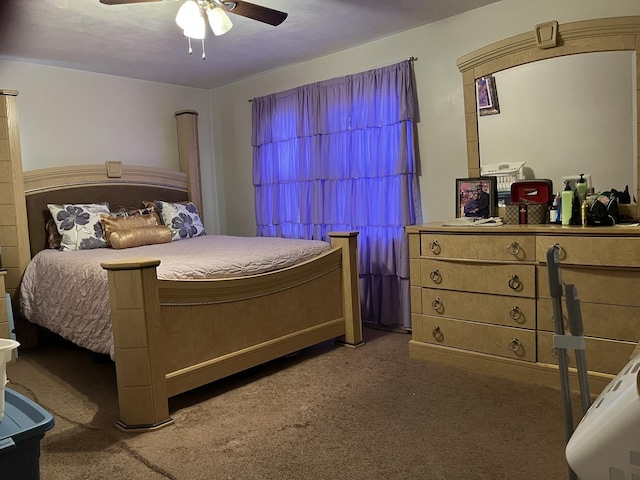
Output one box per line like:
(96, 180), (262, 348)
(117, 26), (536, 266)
(210, 0), (640, 237)
(0, 60), (220, 233)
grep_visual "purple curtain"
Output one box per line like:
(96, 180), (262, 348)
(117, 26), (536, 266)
(251, 60), (421, 328)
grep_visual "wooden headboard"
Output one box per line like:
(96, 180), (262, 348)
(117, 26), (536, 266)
(24, 163), (190, 257)
(0, 99), (201, 307)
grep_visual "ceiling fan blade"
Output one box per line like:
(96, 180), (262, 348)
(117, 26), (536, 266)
(222, 1), (288, 26)
(99, 0), (287, 27)
(99, 0), (171, 5)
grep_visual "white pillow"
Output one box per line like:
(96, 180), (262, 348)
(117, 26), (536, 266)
(153, 201), (206, 241)
(47, 203), (111, 251)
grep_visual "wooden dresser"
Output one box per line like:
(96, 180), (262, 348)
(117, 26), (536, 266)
(407, 223), (640, 394)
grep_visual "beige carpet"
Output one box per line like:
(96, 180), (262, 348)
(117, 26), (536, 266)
(5, 327), (584, 480)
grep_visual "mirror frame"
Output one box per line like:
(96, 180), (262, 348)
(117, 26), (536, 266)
(457, 16), (640, 218)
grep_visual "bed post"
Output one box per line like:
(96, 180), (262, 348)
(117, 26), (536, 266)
(0, 90), (35, 346)
(101, 258), (173, 432)
(328, 232), (364, 347)
(174, 110), (203, 215)
(0, 271), (8, 340)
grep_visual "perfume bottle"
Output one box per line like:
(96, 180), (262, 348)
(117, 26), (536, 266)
(580, 200), (588, 226)
(550, 193), (559, 223)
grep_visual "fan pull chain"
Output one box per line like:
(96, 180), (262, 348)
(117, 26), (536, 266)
(185, 36), (206, 60)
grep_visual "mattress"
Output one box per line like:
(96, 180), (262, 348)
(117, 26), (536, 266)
(19, 235), (332, 358)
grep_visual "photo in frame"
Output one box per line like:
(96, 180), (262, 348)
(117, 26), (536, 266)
(476, 75), (500, 116)
(456, 177), (497, 218)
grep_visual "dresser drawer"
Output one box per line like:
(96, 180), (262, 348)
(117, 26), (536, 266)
(537, 266), (640, 307)
(420, 259), (535, 298)
(537, 298), (640, 342)
(421, 289), (535, 329)
(412, 314), (535, 362)
(537, 331), (636, 375)
(421, 233), (535, 261)
(536, 235), (640, 267)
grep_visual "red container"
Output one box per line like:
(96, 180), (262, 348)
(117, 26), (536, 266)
(510, 179), (554, 205)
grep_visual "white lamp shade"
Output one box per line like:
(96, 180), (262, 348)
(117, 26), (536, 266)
(206, 6), (233, 36)
(183, 16), (206, 39)
(176, 0), (201, 30)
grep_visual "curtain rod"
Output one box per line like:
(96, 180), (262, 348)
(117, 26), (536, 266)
(248, 56), (417, 102)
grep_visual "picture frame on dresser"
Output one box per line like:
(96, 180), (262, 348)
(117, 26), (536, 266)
(456, 177), (497, 218)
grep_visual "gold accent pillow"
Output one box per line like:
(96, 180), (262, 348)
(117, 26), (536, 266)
(101, 214), (158, 246)
(110, 225), (172, 250)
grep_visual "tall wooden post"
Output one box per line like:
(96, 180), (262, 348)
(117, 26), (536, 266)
(329, 232), (364, 347)
(175, 110), (203, 215)
(101, 258), (173, 431)
(0, 271), (8, 339)
(0, 90), (30, 300)
(0, 90), (33, 346)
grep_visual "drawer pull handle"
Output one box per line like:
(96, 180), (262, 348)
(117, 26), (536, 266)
(429, 240), (441, 255)
(509, 338), (523, 352)
(431, 297), (443, 313)
(430, 269), (442, 283)
(551, 347), (558, 358)
(507, 242), (521, 256)
(508, 275), (522, 291)
(432, 326), (444, 342)
(510, 306), (523, 322)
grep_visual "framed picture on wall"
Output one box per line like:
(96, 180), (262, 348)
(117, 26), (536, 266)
(456, 177), (497, 218)
(476, 75), (500, 116)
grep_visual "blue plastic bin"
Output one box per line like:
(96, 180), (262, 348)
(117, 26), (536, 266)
(0, 388), (55, 480)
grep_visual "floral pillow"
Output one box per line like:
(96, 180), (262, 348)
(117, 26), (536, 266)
(152, 200), (206, 241)
(47, 203), (111, 251)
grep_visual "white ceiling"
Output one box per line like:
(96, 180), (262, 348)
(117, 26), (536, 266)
(0, 0), (501, 89)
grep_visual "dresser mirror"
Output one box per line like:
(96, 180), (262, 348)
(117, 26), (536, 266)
(457, 16), (640, 218)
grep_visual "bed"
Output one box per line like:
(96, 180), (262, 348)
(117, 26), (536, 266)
(18, 162), (363, 432)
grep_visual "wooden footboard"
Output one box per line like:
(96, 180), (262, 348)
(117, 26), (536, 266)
(102, 232), (362, 431)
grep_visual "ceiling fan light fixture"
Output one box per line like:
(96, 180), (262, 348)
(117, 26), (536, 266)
(206, 5), (233, 36)
(182, 14), (206, 39)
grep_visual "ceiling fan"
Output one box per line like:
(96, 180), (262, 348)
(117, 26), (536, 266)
(99, 0), (288, 58)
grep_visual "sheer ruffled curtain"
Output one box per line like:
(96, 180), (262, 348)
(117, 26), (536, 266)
(251, 60), (421, 328)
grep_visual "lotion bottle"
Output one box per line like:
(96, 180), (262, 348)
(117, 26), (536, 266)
(561, 181), (573, 226)
(576, 173), (588, 202)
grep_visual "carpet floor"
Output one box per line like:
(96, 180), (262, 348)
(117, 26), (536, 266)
(5, 327), (584, 480)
